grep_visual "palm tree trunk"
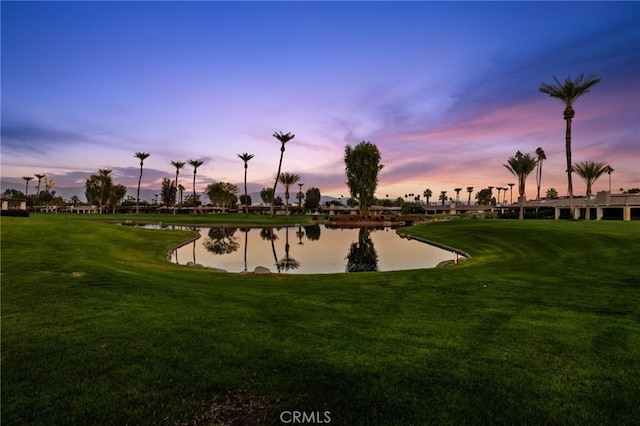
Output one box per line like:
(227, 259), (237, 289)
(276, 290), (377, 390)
(565, 112), (574, 218)
(270, 150), (284, 218)
(136, 164), (143, 214)
(244, 164), (249, 216)
(192, 172), (197, 214)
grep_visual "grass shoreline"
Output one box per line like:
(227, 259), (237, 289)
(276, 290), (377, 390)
(2, 214), (639, 424)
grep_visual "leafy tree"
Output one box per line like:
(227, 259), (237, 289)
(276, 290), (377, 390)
(539, 73), (601, 215)
(134, 152), (150, 214)
(206, 182), (239, 212)
(238, 194), (252, 206)
(503, 151), (538, 219)
(546, 188), (559, 199)
(270, 131), (295, 218)
(344, 141), (384, 217)
(535, 147), (546, 200)
(346, 228), (378, 272)
(260, 187), (274, 205)
(278, 172), (301, 216)
(304, 224), (321, 241)
(475, 188), (495, 206)
(204, 228), (240, 255)
(160, 178), (176, 206)
(188, 159), (204, 214)
(304, 187), (321, 212)
(3, 188), (25, 199)
(237, 153), (254, 216)
(85, 169), (112, 213)
(171, 161), (186, 214)
(109, 184), (127, 213)
(184, 193), (201, 208)
(573, 161), (608, 220)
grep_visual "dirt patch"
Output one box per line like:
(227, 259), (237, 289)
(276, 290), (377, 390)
(182, 392), (272, 426)
(71, 271), (86, 277)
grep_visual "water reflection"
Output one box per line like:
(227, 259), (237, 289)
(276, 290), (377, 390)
(345, 228), (378, 273)
(171, 225), (457, 274)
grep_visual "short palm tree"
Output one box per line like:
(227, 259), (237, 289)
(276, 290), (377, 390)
(466, 186), (473, 205)
(187, 159), (204, 214)
(439, 190), (447, 206)
(423, 189), (432, 206)
(573, 161), (608, 220)
(278, 172), (301, 216)
(508, 183), (515, 204)
(237, 153), (255, 216)
(270, 131), (295, 218)
(503, 151), (538, 219)
(22, 176), (34, 198)
(454, 188), (462, 205)
(134, 152), (150, 214)
(171, 161), (185, 215)
(604, 165), (614, 193)
(535, 147), (546, 200)
(539, 73), (601, 215)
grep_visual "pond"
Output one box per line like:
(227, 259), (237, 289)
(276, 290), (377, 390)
(162, 224), (459, 274)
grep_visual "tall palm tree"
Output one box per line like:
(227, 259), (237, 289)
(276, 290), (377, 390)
(454, 188), (462, 205)
(508, 183), (515, 204)
(466, 186), (473, 205)
(495, 187), (504, 205)
(503, 151), (538, 219)
(539, 73), (601, 215)
(270, 131), (295, 218)
(535, 147), (546, 200)
(278, 172), (301, 216)
(34, 173), (46, 198)
(134, 152), (150, 214)
(237, 153), (255, 216)
(604, 165), (614, 193)
(22, 176), (34, 198)
(573, 161), (608, 221)
(171, 161), (185, 215)
(423, 189), (432, 206)
(188, 159), (204, 214)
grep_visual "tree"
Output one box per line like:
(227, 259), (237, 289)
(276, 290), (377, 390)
(134, 152), (150, 214)
(109, 184), (127, 213)
(503, 151), (538, 219)
(239, 194), (252, 206)
(270, 131), (295, 218)
(535, 147), (546, 200)
(423, 189), (432, 206)
(278, 172), (301, 216)
(507, 183), (515, 204)
(34, 173), (46, 200)
(206, 182), (239, 212)
(466, 186), (473, 205)
(439, 191), (447, 205)
(237, 153), (254, 216)
(475, 188), (494, 206)
(171, 161), (186, 214)
(22, 176), (34, 198)
(187, 159), (204, 214)
(304, 187), (321, 212)
(346, 228), (378, 272)
(546, 188), (559, 199)
(604, 165), (614, 193)
(344, 141), (384, 217)
(454, 188), (462, 204)
(539, 73), (601, 215)
(160, 178), (176, 206)
(573, 161), (608, 221)
(260, 187), (274, 205)
(85, 169), (112, 213)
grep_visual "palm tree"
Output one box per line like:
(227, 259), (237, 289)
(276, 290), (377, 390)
(535, 147), (546, 200)
(423, 189), (432, 206)
(466, 186), (473, 205)
(22, 176), (34, 198)
(454, 188), (462, 205)
(34, 173), (46, 199)
(171, 161), (185, 215)
(188, 159), (204, 214)
(439, 190), (447, 206)
(178, 184), (185, 207)
(270, 131), (295, 218)
(539, 73), (601, 215)
(604, 165), (614, 193)
(237, 153), (255, 216)
(134, 152), (150, 214)
(573, 161), (608, 220)
(495, 187), (504, 205)
(278, 172), (301, 216)
(503, 151), (538, 219)
(508, 183), (515, 204)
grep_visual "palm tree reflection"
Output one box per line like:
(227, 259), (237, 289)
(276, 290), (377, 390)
(277, 227), (300, 271)
(260, 227), (281, 273)
(304, 224), (321, 241)
(204, 228), (240, 255)
(346, 228), (378, 272)
(239, 227), (251, 272)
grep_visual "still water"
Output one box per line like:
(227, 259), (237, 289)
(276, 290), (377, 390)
(167, 225), (457, 274)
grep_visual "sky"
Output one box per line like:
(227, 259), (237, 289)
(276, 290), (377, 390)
(2, 1), (639, 202)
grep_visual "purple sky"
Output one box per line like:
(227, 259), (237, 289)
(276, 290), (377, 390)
(2, 1), (639, 202)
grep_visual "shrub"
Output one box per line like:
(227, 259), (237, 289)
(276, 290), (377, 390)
(1, 209), (30, 217)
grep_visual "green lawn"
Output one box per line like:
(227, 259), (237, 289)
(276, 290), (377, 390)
(2, 214), (639, 425)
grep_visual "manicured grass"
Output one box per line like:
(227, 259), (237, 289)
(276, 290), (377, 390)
(2, 214), (639, 424)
